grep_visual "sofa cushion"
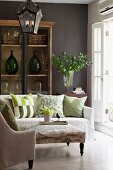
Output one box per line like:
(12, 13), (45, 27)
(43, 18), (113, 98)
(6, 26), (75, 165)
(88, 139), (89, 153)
(0, 104), (19, 131)
(10, 93), (36, 118)
(0, 98), (14, 113)
(36, 93), (64, 117)
(63, 95), (87, 117)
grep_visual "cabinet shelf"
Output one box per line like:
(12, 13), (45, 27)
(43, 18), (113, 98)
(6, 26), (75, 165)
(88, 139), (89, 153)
(1, 44), (21, 47)
(1, 44), (48, 48)
(1, 74), (47, 77)
(27, 90), (48, 94)
(1, 74), (20, 77)
(27, 74), (47, 77)
(28, 45), (48, 48)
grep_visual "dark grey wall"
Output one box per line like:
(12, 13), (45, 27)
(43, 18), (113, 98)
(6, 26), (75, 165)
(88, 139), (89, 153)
(0, 2), (88, 94)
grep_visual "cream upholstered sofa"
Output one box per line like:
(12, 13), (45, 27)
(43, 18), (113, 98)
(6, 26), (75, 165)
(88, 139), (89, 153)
(0, 94), (95, 141)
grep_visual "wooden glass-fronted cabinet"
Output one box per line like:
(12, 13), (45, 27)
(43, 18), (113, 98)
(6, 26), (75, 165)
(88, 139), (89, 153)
(0, 20), (55, 95)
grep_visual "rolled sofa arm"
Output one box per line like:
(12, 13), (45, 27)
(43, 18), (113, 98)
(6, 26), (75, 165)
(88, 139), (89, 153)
(83, 106), (94, 127)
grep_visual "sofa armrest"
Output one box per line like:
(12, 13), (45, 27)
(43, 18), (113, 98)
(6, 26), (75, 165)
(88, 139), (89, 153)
(6, 129), (36, 159)
(83, 106), (94, 127)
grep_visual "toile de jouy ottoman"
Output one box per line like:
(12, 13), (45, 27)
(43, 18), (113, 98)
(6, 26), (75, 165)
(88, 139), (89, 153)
(30, 122), (86, 156)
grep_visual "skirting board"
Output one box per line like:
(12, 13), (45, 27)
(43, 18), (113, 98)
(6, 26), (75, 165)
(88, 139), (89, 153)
(95, 123), (113, 137)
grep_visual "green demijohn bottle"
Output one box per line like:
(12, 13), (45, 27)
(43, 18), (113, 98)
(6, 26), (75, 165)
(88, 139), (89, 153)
(29, 50), (41, 74)
(5, 50), (18, 74)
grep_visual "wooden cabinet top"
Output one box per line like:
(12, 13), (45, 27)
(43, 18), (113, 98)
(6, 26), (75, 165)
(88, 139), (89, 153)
(0, 20), (55, 28)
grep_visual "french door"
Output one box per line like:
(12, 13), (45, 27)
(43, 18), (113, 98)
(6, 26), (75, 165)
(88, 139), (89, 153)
(92, 22), (106, 122)
(92, 20), (113, 123)
(104, 20), (113, 122)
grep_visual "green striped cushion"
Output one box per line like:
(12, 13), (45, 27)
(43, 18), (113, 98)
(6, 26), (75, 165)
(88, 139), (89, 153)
(10, 93), (35, 118)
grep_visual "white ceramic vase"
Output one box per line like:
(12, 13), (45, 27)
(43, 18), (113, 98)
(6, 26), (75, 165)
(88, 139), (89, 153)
(44, 115), (52, 122)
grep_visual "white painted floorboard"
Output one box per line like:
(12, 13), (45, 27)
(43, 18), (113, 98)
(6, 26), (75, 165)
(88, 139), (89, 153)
(7, 131), (113, 170)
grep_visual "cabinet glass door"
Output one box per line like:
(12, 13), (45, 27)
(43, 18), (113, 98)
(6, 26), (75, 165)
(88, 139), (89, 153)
(27, 28), (49, 94)
(0, 26), (22, 94)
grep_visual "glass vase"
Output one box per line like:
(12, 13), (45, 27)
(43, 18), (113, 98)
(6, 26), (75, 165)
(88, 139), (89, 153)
(1, 80), (9, 94)
(5, 50), (18, 74)
(29, 50), (41, 74)
(63, 71), (74, 94)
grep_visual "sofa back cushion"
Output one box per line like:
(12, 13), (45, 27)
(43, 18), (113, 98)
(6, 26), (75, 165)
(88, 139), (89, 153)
(0, 104), (19, 131)
(0, 98), (14, 113)
(36, 93), (64, 117)
(10, 93), (36, 118)
(63, 95), (87, 117)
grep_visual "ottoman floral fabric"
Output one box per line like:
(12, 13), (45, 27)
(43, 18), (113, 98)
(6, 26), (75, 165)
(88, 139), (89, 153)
(36, 93), (64, 118)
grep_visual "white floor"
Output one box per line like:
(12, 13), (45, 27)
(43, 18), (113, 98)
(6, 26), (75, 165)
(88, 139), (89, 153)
(7, 131), (113, 170)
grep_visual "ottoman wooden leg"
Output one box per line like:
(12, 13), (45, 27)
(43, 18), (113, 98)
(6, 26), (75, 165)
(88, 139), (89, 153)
(80, 143), (84, 156)
(67, 142), (70, 146)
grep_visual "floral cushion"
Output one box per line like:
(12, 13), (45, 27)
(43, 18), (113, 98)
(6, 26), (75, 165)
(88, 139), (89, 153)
(36, 93), (64, 118)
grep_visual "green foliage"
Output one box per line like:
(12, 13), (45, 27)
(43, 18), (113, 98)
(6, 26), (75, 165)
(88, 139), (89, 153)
(53, 51), (91, 76)
(40, 106), (54, 115)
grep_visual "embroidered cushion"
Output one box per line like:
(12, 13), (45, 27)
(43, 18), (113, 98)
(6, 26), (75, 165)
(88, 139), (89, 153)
(10, 93), (35, 118)
(63, 95), (87, 117)
(36, 93), (64, 118)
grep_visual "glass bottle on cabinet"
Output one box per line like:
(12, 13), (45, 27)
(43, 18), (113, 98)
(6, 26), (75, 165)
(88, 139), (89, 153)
(28, 50), (41, 74)
(0, 20), (55, 95)
(5, 50), (18, 75)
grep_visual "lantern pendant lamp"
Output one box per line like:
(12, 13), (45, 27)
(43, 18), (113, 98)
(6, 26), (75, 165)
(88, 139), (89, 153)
(17, 0), (42, 34)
